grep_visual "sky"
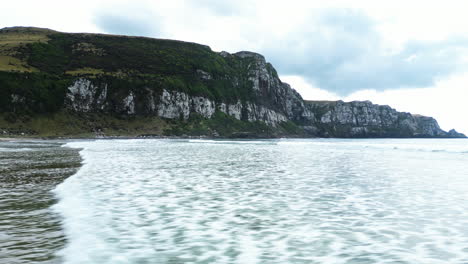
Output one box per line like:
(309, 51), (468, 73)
(2, 0), (468, 134)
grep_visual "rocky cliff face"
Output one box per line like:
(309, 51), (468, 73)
(225, 51), (308, 122)
(63, 51), (299, 127)
(1, 27), (465, 138)
(303, 100), (465, 138)
(65, 79), (288, 127)
(63, 53), (465, 138)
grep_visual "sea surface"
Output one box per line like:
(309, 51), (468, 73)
(0, 140), (81, 264)
(1, 139), (468, 264)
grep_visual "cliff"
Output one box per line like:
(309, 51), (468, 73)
(302, 100), (465, 138)
(0, 27), (465, 138)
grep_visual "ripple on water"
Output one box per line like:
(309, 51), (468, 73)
(49, 139), (468, 264)
(0, 141), (81, 264)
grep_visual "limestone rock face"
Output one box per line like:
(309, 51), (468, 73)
(64, 78), (288, 126)
(231, 51), (310, 122)
(122, 92), (135, 115)
(157, 89), (191, 119)
(63, 55), (465, 138)
(65, 78), (107, 112)
(226, 101), (242, 120)
(154, 89), (287, 125)
(304, 100), (463, 138)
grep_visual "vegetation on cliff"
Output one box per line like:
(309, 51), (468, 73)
(0, 27), (464, 138)
(0, 27), (278, 137)
(1, 26), (257, 103)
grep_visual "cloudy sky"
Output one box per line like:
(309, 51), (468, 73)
(2, 0), (468, 134)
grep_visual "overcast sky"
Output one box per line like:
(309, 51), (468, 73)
(2, 0), (468, 134)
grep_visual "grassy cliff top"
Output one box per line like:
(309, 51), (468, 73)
(0, 27), (52, 72)
(0, 26), (225, 75)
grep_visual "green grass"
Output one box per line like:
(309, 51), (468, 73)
(0, 55), (37, 72)
(0, 27), (51, 72)
(65, 67), (104, 76)
(0, 29), (51, 51)
(0, 111), (171, 138)
(0, 111), (305, 138)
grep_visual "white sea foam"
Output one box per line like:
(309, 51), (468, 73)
(0, 147), (34, 152)
(278, 138), (468, 154)
(188, 139), (277, 145)
(53, 139), (468, 264)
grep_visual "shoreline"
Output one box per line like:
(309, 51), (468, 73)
(0, 140), (82, 263)
(1, 135), (467, 142)
(16, 136), (468, 263)
(2, 136), (468, 263)
(0, 137), (36, 141)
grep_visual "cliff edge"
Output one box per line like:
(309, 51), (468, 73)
(0, 27), (465, 138)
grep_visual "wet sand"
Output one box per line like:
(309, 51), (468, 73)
(0, 140), (82, 264)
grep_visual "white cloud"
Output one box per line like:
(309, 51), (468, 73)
(281, 75), (340, 101)
(262, 9), (468, 95)
(85, 1), (468, 95)
(1, 0), (101, 33)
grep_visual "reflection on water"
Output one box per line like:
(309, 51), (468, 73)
(0, 141), (81, 264)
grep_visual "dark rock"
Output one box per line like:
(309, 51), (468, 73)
(448, 129), (466, 138)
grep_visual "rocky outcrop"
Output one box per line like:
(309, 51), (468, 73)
(447, 129), (466, 137)
(66, 78), (107, 112)
(303, 100), (465, 138)
(63, 53), (465, 138)
(231, 51), (308, 121)
(65, 80), (288, 126)
(63, 51), (296, 127)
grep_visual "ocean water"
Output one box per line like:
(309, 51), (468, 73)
(49, 138), (468, 264)
(2, 139), (468, 264)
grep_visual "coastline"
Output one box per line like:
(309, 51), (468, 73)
(0, 140), (82, 263)
(2, 138), (468, 263)
(1, 133), (466, 142)
(0, 137), (41, 141)
(35, 138), (468, 263)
